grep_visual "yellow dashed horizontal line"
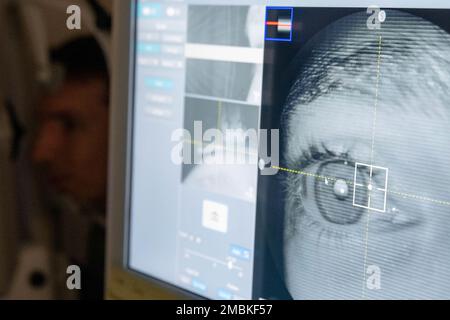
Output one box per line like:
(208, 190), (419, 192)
(272, 165), (450, 208)
(387, 190), (450, 207)
(271, 165), (353, 184)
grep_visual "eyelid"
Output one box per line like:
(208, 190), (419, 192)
(291, 143), (355, 171)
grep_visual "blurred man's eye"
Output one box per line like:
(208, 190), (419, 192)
(60, 117), (76, 132)
(46, 115), (80, 133)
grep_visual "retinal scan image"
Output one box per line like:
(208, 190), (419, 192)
(255, 8), (450, 299)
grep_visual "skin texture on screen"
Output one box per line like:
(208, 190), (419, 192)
(282, 10), (450, 299)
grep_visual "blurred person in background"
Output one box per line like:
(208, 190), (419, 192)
(0, 0), (112, 300)
(33, 36), (109, 299)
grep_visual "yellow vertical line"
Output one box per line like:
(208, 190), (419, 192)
(362, 34), (383, 299)
(217, 100), (222, 130)
(369, 35), (383, 165)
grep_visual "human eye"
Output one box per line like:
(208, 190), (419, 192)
(60, 117), (76, 132)
(284, 143), (417, 243)
(55, 114), (85, 133)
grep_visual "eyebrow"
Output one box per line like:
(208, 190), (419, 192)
(281, 13), (450, 126)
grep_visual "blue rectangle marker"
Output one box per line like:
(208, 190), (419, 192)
(265, 7), (294, 42)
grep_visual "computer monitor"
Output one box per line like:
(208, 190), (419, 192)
(107, 0), (450, 299)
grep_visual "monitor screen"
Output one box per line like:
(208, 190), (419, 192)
(126, 0), (450, 299)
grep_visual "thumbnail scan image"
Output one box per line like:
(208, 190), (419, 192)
(257, 8), (450, 299)
(182, 97), (259, 202)
(186, 5), (264, 104)
(182, 5), (264, 202)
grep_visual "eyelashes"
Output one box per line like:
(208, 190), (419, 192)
(293, 143), (352, 167)
(283, 145), (370, 243)
(283, 139), (423, 246)
(282, 147), (345, 239)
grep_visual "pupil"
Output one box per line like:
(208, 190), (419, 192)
(315, 160), (365, 225)
(333, 179), (349, 200)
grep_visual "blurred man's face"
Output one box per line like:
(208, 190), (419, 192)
(33, 76), (109, 206)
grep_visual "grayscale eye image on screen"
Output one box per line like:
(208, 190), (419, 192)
(125, 0), (450, 300)
(256, 7), (450, 300)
